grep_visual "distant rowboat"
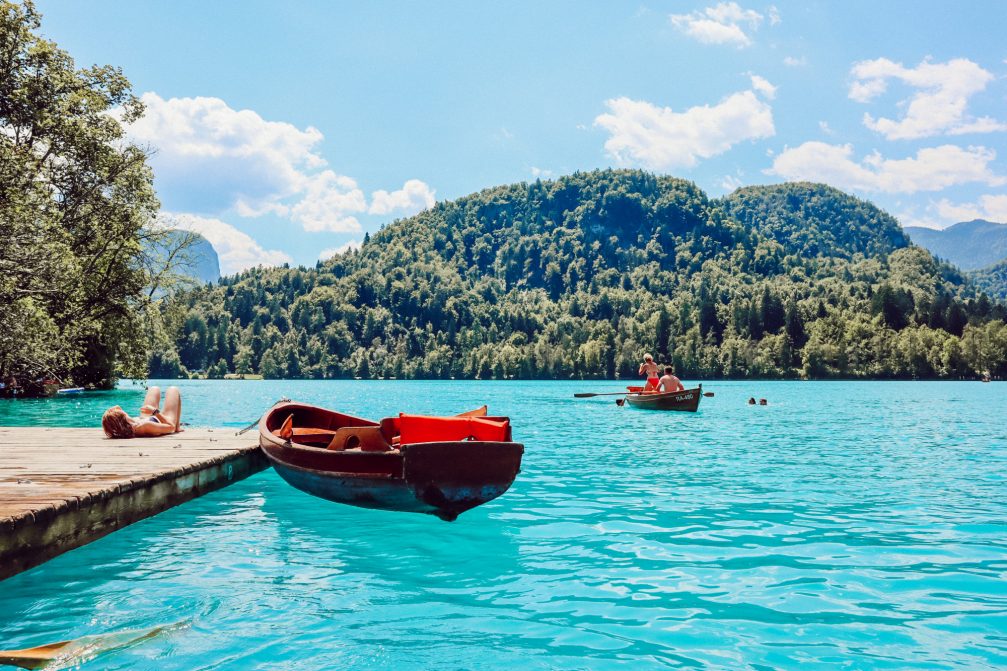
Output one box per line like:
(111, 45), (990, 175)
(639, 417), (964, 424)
(258, 401), (524, 521)
(623, 385), (703, 412)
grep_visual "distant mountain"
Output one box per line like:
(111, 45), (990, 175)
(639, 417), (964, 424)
(904, 219), (1007, 271)
(148, 230), (220, 285)
(180, 232), (220, 284)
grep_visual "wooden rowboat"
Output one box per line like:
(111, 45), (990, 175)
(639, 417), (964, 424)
(623, 385), (703, 412)
(258, 401), (524, 521)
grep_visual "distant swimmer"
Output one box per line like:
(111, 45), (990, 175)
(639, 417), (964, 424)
(759, 398), (768, 406)
(748, 397), (756, 405)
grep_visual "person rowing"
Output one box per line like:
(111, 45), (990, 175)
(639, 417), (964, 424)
(638, 354), (660, 391)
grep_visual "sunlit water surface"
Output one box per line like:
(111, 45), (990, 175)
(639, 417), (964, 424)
(1, 380), (1005, 670)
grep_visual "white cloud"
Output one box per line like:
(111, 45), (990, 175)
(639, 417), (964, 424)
(783, 55), (807, 67)
(319, 239), (363, 261)
(818, 121), (834, 135)
(126, 92), (430, 233)
(768, 5), (780, 25)
(768, 141), (1006, 194)
(368, 179), (436, 216)
(897, 195), (1007, 230)
(531, 166), (554, 178)
(670, 2), (765, 47)
(160, 212), (293, 275)
(720, 174), (744, 191)
(848, 57), (1007, 139)
(127, 93), (324, 214)
(895, 209), (943, 230)
(936, 195), (1007, 223)
(749, 74), (777, 99)
(290, 171), (366, 232)
(594, 87), (774, 170)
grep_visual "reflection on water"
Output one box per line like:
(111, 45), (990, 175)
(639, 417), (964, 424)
(1, 380), (1006, 669)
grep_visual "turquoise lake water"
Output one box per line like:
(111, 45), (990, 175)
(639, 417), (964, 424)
(1, 379), (1006, 670)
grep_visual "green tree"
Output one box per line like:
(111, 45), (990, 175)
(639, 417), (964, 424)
(0, 1), (174, 388)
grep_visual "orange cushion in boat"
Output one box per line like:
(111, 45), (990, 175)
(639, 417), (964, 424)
(398, 414), (509, 444)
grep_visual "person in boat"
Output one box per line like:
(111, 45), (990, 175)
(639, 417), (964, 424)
(657, 366), (685, 393)
(638, 354), (661, 391)
(101, 386), (183, 438)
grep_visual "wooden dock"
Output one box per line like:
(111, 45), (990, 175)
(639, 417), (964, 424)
(0, 427), (267, 581)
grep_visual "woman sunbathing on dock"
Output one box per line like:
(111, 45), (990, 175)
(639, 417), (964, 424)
(101, 386), (183, 438)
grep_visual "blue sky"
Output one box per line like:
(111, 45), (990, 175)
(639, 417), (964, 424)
(35, 1), (1007, 273)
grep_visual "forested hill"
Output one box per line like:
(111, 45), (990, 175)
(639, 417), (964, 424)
(722, 182), (911, 260)
(971, 260), (1007, 302)
(155, 170), (1007, 381)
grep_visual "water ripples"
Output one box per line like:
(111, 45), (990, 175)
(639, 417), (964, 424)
(1, 380), (1005, 669)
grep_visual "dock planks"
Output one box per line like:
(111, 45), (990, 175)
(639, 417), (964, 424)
(0, 427), (267, 580)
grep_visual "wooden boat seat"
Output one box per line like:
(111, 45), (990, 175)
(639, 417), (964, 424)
(277, 413), (386, 448)
(277, 414), (339, 442)
(326, 426), (393, 452)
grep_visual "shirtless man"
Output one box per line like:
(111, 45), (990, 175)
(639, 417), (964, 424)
(657, 366), (685, 393)
(638, 354), (660, 391)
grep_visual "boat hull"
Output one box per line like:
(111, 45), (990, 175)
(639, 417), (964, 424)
(624, 386), (702, 412)
(269, 459), (517, 520)
(259, 402), (523, 521)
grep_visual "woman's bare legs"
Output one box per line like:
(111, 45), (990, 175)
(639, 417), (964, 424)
(140, 386), (161, 416)
(162, 386), (182, 432)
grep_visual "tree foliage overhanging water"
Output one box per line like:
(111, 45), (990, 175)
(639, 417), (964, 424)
(0, 1), (197, 390)
(158, 173), (1007, 381)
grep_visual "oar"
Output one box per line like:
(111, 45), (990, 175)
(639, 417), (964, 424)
(577, 388), (715, 399)
(0, 623), (177, 670)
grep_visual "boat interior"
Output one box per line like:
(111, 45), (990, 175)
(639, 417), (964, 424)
(265, 404), (511, 452)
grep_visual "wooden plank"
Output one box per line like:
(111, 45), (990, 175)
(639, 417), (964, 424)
(0, 427), (267, 580)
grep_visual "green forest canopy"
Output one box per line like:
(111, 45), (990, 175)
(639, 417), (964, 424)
(157, 171), (1007, 381)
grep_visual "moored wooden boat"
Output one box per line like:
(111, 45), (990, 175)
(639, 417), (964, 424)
(258, 401), (524, 521)
(624, 385), (703, 412)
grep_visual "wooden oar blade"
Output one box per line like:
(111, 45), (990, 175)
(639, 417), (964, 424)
(0, 640), (72, 670)
(0, 623), (181, 670)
